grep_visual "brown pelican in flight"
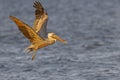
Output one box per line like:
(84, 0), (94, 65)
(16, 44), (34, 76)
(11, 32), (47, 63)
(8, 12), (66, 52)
(10, 1), (67, 60)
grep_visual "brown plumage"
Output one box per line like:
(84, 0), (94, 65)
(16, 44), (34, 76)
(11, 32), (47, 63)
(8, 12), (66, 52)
(33, 1), (48, 38)
(10, 1), (67, 60)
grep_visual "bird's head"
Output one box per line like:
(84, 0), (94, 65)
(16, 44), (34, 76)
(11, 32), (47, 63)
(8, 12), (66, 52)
(48, 33), (67, 44)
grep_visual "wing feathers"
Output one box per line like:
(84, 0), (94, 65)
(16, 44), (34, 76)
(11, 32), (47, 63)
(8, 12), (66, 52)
(9, 16), (44, 44)
(33, 1), (44, 18)
(33, 13), (48, 33)
(33, 1), (48, 39)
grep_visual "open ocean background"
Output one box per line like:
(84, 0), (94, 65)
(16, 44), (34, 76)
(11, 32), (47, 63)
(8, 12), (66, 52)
(0, 0), (120, 80)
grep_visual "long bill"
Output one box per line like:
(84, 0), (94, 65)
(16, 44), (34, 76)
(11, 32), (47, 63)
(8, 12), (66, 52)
(52, 34), (67, 44)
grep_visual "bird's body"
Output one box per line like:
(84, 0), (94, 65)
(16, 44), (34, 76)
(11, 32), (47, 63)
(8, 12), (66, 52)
(27, 38), (55, 51)
(10, 1), (67, 60)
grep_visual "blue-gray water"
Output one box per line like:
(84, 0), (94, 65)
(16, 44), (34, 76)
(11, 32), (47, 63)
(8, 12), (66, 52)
(0, 0), (120, 80)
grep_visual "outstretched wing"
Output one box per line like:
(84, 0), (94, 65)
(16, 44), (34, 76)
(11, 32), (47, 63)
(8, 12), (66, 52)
(33, 1), (48, 38)
(9, 16), (44, 44)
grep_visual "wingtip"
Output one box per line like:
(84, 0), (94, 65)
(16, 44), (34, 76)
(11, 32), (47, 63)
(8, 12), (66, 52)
(9, 15), (13, 19)
(33, 0), (43, 9)
(9, 15), (15, 20)
(9, 16), (18, 23)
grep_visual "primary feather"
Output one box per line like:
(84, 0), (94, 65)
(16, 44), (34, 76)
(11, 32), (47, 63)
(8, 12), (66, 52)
(33, 1), (48, 39)
(9, 16), (44, 44)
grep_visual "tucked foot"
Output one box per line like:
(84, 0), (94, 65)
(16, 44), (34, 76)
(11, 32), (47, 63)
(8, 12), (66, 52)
(24, 49), (37, 60)
(32, 51), (36, 60)
(24, 48), (33, 54)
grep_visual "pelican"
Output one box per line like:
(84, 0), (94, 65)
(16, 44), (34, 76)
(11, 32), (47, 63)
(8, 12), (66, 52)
(9, 1), (67, 60)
